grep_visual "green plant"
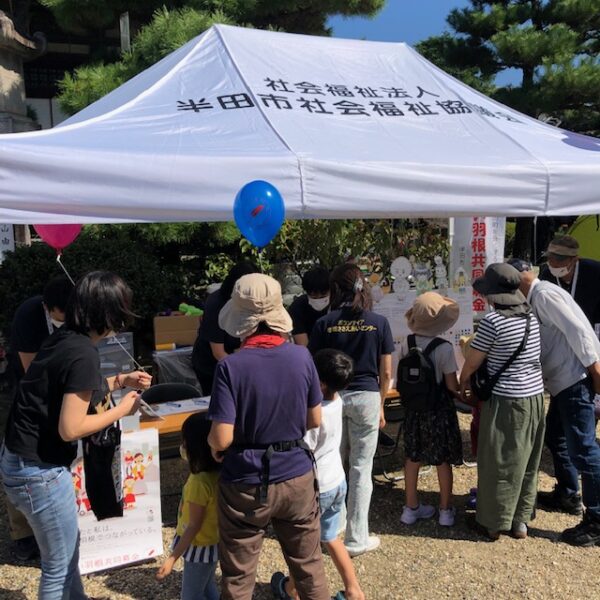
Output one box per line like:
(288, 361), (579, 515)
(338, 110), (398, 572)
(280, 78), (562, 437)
(0, 230), (184, 347)
(262, 218), (449, 281)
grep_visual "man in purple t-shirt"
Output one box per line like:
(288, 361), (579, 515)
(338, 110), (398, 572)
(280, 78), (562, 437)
(208, 274), (329, 600)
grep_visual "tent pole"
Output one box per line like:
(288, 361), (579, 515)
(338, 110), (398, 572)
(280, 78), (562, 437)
(533, 217), (538, 263)
(448, 218), (455, 274)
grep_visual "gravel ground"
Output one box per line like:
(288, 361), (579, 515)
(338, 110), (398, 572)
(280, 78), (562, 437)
(1, 410), (599, 600)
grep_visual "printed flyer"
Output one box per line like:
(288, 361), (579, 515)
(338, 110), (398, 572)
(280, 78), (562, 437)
(72, 428), (163, 574)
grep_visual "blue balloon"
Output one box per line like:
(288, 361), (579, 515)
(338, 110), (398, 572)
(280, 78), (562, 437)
(233, 180), (285, 248)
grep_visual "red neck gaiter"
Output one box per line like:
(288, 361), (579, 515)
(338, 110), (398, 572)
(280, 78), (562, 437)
(242, 333), (286, 349)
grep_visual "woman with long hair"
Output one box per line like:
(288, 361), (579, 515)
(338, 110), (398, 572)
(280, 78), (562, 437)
(309, 264), (394, 557)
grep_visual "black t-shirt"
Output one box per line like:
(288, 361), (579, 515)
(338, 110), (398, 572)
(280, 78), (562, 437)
(539, 258), (600, 327)
(191, 291), (240, 378)
(288, 294), (328, 337)
(8, 295), (52, 381)
(5, 328), (104, 467)
(309, 308), (395, 392)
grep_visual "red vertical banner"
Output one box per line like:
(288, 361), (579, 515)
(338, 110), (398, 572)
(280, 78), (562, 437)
(471, 217), (487, 315)
(450, 217), (506, 319)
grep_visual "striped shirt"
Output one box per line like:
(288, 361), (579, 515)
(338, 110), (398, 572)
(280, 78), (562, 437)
(470, 311), (544, 398)
(171, 536), (218, 563)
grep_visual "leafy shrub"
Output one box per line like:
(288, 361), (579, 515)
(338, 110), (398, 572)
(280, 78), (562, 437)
(0, 230), (184, 353)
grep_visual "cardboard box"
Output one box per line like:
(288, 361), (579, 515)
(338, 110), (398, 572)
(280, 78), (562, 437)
(153, 314), (201, 347)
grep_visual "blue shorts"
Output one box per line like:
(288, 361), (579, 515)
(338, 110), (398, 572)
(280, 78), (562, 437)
(319, 480), (347, 542)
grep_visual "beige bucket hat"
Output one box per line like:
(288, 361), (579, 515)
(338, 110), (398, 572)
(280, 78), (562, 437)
(405, 291), (460, 337)
(218, 273), (293, 339)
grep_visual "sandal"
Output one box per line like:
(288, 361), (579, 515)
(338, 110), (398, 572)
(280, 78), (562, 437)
(270, 572), (293, 600)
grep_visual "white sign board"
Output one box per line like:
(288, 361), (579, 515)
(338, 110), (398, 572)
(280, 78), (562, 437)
(72, 428), (163, 574)
(450, 217), (506, 316)
(373, 287), (474, 387)
(0, 224), (14, 263)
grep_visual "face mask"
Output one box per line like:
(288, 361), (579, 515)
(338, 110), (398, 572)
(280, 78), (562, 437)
(548, 265), (570, 279)
(50, 318), (64, 329)
(179, 445), (188, 462)
(308, 296), (329, 312)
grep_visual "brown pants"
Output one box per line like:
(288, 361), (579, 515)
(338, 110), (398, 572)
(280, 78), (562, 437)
(218, 470), (329, 600)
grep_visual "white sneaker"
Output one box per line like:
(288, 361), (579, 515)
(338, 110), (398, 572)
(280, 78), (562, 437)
(345, 535), (381, 557)
(439, 506), (456, 527)
(401, 503), (436, 525)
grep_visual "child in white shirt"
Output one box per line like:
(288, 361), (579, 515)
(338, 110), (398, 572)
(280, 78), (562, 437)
(271, 349), (364, 600)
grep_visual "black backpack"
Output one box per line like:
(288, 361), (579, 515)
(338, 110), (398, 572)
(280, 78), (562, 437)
(396, 335), (450, 412)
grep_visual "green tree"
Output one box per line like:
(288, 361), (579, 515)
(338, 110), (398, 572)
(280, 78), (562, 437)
(49, 1), (384, 114)
(417, 1), (600, 135)
(264, 218), (449, 281)
(417, 0), (600, 259)
(40, 1), (384, 37)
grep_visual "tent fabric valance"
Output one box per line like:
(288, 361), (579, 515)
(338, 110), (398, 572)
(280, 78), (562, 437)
(0, 25), (599, 224)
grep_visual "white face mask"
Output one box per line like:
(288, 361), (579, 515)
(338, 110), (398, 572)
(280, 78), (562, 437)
(179, 445), (188, 462)
(50, 318), (64, 329)
(308, 295), (330, 312)
(548, 265), (570, 279)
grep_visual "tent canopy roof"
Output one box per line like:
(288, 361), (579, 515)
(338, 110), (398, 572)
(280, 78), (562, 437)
(1, 24), (599, 224)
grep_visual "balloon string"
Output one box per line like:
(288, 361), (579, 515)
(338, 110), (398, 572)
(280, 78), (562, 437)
(56, 254), (76, 285)
(258, 249), (264, 273)
(111, 335), (147, 373)
(54, 253), (146, 374)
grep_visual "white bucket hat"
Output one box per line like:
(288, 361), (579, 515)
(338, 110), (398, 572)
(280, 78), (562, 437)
(218, 273), (293, 339)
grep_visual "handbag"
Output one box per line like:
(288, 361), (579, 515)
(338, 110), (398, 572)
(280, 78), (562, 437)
(471, 314), (531, 401)
(82, 386), (123, 520)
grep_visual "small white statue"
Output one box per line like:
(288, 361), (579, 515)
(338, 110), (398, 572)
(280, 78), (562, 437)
(434, 256), (449, 291)
(414, 263), (433, 296)
(390, 257), (412, 297)
(452, 266), (468, 293)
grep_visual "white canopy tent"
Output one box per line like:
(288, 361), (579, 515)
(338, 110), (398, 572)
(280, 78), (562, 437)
(0, 24), (599, 224)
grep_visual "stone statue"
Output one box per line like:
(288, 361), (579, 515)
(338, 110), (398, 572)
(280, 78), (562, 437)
(0, 8), (44, 132)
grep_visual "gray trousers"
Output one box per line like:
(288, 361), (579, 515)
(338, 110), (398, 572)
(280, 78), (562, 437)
(476, 393), (545, 531)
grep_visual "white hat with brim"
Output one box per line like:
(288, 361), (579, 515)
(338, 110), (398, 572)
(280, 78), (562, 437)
(218, 273), (293, 339)
(405, 292), (460, 337)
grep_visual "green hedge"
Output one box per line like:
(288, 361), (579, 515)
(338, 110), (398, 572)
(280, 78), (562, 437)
(0, 230), (185, 356)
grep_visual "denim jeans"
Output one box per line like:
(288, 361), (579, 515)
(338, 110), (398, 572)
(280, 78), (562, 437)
(319, 480), (347, 543)
(0, 445), (86, 600)
(182, 559), (219, 600)
(546, 378), (600, 517)
(340, 390), (380, 550)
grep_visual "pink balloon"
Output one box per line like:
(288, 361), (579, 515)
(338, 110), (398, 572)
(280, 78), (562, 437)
(33, 224), (82, 253)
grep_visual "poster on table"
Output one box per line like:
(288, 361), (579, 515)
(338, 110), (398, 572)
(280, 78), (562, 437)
(373, 255), (474, 386)
(72, 428), (163, 575)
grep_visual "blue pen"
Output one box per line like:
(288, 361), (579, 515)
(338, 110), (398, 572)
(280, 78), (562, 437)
(166, 402), (181, 408)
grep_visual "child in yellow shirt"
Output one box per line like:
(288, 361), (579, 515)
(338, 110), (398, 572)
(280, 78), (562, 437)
(156, 414), (220, 600)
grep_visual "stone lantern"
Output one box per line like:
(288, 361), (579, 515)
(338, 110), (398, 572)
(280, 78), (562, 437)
(0, 6), (45, 244)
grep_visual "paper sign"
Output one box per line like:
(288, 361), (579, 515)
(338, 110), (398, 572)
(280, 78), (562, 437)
(0, 224), (14, 263)
(144, 397), (210, 417)
(373, 287), (474, 387)
(73, 428), (163, 574)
